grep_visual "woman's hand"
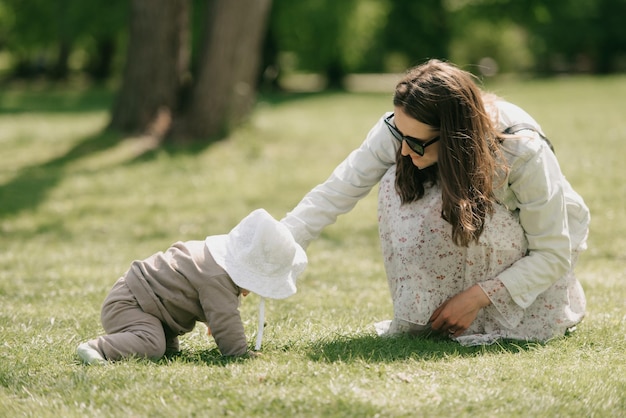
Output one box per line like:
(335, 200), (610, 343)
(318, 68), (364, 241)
(429, 284), (491, 337)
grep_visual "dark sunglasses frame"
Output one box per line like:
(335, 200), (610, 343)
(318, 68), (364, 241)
(384, 113), (440, 156)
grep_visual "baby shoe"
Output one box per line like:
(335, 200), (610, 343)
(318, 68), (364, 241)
(77, 342), (107, 365)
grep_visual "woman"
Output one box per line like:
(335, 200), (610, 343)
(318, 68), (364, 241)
(280, 59), (590, 345)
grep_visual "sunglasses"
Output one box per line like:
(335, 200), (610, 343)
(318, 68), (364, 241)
(384, 113), (440, 156)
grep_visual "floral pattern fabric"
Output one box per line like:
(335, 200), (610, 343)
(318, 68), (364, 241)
(376, 165), (586, 345)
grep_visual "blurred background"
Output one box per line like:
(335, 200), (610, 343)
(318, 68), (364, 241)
(1, 0), (625, 140)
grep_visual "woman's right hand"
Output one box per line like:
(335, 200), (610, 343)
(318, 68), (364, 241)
(429, 284), (491, 337)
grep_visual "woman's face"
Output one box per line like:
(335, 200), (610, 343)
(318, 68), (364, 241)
(393, 107), (441, 169)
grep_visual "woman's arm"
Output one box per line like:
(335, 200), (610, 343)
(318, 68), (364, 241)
(497, 138), (572, 309)
(281, 114), (398, 248)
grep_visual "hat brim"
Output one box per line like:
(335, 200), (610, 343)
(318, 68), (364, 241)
(205, 235), (306, 299)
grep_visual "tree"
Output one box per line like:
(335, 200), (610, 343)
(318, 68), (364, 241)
(383, 0), (449, 67)
(0, 0), (127, 80)
(175, 0), (272, 139)
(108, 0), (272, 141)
(526, 0), (626, 73)
(109, 0), (189, 134)
(448, 0), (626, 74)
(269, 0), (359, 89)
(267, 0), (449, 87)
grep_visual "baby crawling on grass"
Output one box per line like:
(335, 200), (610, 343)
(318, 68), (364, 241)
(77, 209), (307, 364)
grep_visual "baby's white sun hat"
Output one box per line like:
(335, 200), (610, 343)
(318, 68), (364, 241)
(206, 208), (307, 299)
(206, 208), (307, 350)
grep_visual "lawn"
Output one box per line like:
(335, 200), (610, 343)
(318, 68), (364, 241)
(0, 75), (624, 417)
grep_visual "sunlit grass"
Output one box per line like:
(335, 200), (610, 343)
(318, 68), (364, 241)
(0, 78), (624, 417)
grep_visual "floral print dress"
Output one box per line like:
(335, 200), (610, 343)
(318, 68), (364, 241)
(376, 165), (586, 345)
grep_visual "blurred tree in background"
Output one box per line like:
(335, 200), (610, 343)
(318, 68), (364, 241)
(2, 0), (625, 84)
(108, 0), (271, 140)
(383, 0), (450, 70)
(108, 0), (189, 135)
(447, 0), (626, 75)
(1, 0), (624, 139)
(526, 0), (626, 74)
(0, 0), (127, 80)
(266, 0), (450, 88)
(267, 0), (361, 89)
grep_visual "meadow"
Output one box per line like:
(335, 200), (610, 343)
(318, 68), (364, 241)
(0, 75), (625, 417)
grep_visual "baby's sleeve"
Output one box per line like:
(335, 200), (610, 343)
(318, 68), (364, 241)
(200, 274), (249, 356)
(206, 308), (248, 357)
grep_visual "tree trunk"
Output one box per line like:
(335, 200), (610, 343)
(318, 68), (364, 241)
(51, 40), (71, 80)
(174, 0), (272, 140)
(87, 37), (116, 81)
(109, 0), (190, 135)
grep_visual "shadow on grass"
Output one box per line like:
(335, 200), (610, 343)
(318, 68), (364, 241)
(0, 88), (125, 218)
(0, 130), (220, 219)
(162, 348), (256, 367)
(123, 137), (217, 166)
(0, 130), (125, 218)
(0, 87), (359, 219)
(307, 333), (540, 363)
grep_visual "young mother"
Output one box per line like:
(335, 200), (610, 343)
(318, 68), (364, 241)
(280, 59), (590, 345)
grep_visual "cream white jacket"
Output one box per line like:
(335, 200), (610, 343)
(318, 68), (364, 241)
(281, 101), (590, 309)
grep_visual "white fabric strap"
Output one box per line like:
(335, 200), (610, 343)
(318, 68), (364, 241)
(254, 297), (265, 351)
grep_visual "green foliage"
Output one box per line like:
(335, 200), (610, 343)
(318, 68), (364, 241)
(269, 0), (364, 85)
(270, 0), (449, 77)
(1, 0), (625, 84)
(527, 0), (626, 73)
(450, 0), (626, 73)
(1, 78), (625, 416)
(449, 20), (534, 75)
(384, 0), (450, 68)
(0, 0), (127, 77)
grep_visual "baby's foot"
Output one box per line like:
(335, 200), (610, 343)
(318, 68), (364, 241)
(77, 342), (107, 365)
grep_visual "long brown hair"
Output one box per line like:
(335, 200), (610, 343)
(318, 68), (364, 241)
(393, 59), (505, 247)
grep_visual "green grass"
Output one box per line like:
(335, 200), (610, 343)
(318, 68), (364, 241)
(1, 77), (625, 417)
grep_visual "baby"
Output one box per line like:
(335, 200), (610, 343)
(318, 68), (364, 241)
(77, 209), (307, 364)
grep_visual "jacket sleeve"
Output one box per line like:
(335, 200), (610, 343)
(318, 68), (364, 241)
(281, 113), (398, 248)
(200, 274), (248, 357)
(497, 140), (572, 309)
